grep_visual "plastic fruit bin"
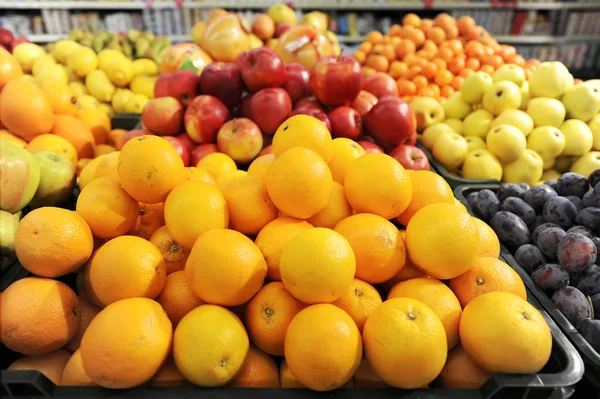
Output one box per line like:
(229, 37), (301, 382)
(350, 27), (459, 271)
(110, 113), (142, 131)
(1, 264), (584, 399)
(455, 184), (600, 387)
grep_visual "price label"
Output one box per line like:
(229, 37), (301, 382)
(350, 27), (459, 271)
(423, 0), (434, 9)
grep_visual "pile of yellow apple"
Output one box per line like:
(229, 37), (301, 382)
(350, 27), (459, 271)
(415, 61), (600, 184)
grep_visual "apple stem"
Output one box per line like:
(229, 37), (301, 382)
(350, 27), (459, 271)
(232, 118), (237, 134)
(337, 49), (344, 62)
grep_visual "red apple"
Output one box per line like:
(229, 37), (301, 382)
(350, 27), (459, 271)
(363, 72), (399, 99)
(290, 106), (331, 132)
(217, 118), (263, 164)
(154, 74), (169, 98)
(141, 97), (183, 136)
(364, 96), (416, 147)
(351, 90), (378, 117)
(239, 47), (287, 92)
(167, 70), (199, 106)
(283, 62), (311, 104)
(199, 62), (244, 109)
(274, 23), (292, 38)
(250, 88), (292, 135)
(390, 144), (430, 171)
(294, 96), (325, 112)
(328, 106), (362, 140)
(310, 55), (363, 107)
(0, 28), (14, 49)
(177, 133), (196, 153)
(238, 93), (253, 118)
(357, 140), (383, 154)
(259, 145), (273, 156)
(234, 51), (248, 70)
(191, 143), (219, 166)
(164, 136), (191, 166)
(184, 95), (231, 143)
(121, 129), (152, 149)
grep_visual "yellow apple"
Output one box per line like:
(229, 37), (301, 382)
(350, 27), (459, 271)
(490, 109), (534, 136)
(482, 81), (522, 116)
(443, 92), (472, 119)
(493, 64), (526, 87)
(462, 149), (503, 180)
(432, 132), (468, 170)
(528, 61), (573, 99)
(526, 97), (565, 128)
(486, 124), (526, 163)
(571, 151), (600, 178)
(410, 97), (445, 131)
(443, 118), (463, 135)
(460, 71), (493, 104)
(420, 123), (453, 149)
(561, 84), (600, 123)
(527, 126), (565, 160)
(589, 114), (600, 151)
(502, 149), (544, 186)
(465, 136), (486, 152)
(463, 109), (494, 139)
(560, 119), (593, 156)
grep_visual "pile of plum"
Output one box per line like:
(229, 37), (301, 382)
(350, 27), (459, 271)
(467, 169), (600, 353)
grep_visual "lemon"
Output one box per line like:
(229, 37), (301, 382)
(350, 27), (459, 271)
(67, 47), (98, 78)
(111, 89), (134, 114)
(85, 70), (115, 103)
(35, 63), (68, 84)
(132, 58), (159, 76)
(130, 75), (157, 99)
(124, 94), (149, 114)
(32, 54), (56, 77)
(65, 66), (82, 83)
(13, 43), (46, 72)
(98, 103), (115, 118)
(69, 81), (87, 96)
(77, 94), (100, 110)
(106, 57), (134, 87)
(52, 40), (81, 64)
(97, 49), (127, 72)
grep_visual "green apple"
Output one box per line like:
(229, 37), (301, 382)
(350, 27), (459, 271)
(589, 114), (600, 151)
(0, 138), (41, 213)
(571, 151), (600, 178)
(560, 119), (593, 156)
(443, 118), (463, 135)
(486, 124), (526, 163)
(490, 109), (534, 137)
(420, 123), (454, 149)
(465, 136), (486, 152)
(463, 109), (494, 139)
(527, 126), (565, 160)
(410, 97), (445, 132)
(0, 209), (21, 272)
(528, 61), (573, 99)
(493, 64), (526, 87)
(29, 152), (77, 209)
(462, 149), (502, 181)
(482, 81), (522, 116)
(561, 84), (600, 123)
(520, 81), (531, 110)
(554, 156), (574, 173)
(443, 92), (472, 119)
(526, 97), (565, 128)
(432, 132), (468, 170)
(542, 169), (561, 181)
(460, 71), (493, 104)
(503, 149), (544, 186)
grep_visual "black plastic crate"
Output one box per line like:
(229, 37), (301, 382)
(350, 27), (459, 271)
(111, 114), (142, 131)
(454, 184), (600, 387)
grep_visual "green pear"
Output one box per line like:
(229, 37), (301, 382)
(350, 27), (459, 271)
(502, 149), (544, 186)
(571, 151), (600, 178)
(482, 81), (522, 116)
(561, 84), (600, 123)
(465, 136), (486, 152)
(493, 64), (526, 87)
(463, 109), (494, 139)
(420, 123), (454, 149)
(460, 71), (493, 104)
(490, 109), (534, 136)
(29, 152), (77, 209)
(443, 92), (472, 119)
(0, 139), (41, 213)
(520, 81), (531, 110)
(432, 132), (468, 170)
(527, 126), (565, 159)
(0, 210), (21, 272)
(410, 97), (445, 132)
(528, 61), (573, 99)
(526, 98), (566, 128)
(443, 118), (463, 135)
(560, 119), (593, 156)
(486, 124), (526, 163)
(462, 149), (503, 181)
(589, 114), (600, 151)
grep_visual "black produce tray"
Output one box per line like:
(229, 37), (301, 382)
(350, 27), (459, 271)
(455, 184), (600, 385)
(111, 113), (142, 131)
(1, 264), (585, 399)
(416, 142), (500, 189)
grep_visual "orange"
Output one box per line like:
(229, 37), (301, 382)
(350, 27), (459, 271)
(389, 24), (403, 37)
(185, 166), (215, 184)
(412, 75), (428, 89)
(440, 344), (492, 389)
(507, 54), (525, 67)
(231, 347), (280, 388)
(78, 156), (102, 190)
(265, 147), (333, 219)
(272, 115), (333, 162)
(77, 253), (104, 308)
(26, 134), (78, 164)
(327, 137), (366, 184)
(8, 350), (71, 385)
(344, 153), (412, 220)
(186, 229), (267, 306)
(358, 42), (372, 53)
(128, 202), (165, 240)
(0, 129), (27, 147)
(150, 225), (190, 274)
(164, 180), (229, 249)
(0, 78), (53, 141)
(332, 278), (382, 332)
(381, 44), (396, 62)
(39, 80), (78, 116)
(362, 66), (377, 77)
(459, 68), (474, 78)
(465, 41), (485, 58)
(427, 26), (446, 45)
(76, 176), (139, 239)
(452, 76), (465, 91)
(473, 217), (500, 258)
(215, 170), (247, 192)
(157, 270), (204, 325)
(466, 57), (481, 71)
(363, 297), (447, 388)
(65, 298), (101, 352)
(382, 258), (429, 293)
(0, 48), (23, 90)
(448, 58), (466, 75)
(149, 357), (187, 387)
(2, 277), (80, 355)
(459, 292), (552, 374)
(335, 213), (406, 283)
(481, 54), (503, 69)
(457, 16), (476, 36)
(307, 182), (352, 229)
(61, 349), (96, 386)
(15, 207), (93, 278)
(366, 31), (383, 44)
(285, 304), (362, 391)
(433, 57), (447, 71)
(406, 203), (479, 279)
(51, 115), (95, 159)
(449, 257), (527, 307)
(403, 27), (426, 46)
(88, 235), (166, 306)
(440, 85), (455, 98)
(247, 154), (275, 178)
(435, 69), (454, 86)
(280, 228), (355, 304)
(245, 281), (306, 356)
(118, 135), (186, 204)
(77, 108), (111, 145)
(417, 87), (435, 97)
(397, 79), (417, 96)
(445, 25), (459, 40)
(223, 176), (278, 235)
(396, 170), (454, 226)
(388, 277), (462, 349)
(280, 359), (305, 388)
(405, 65), (422, 80)
(173, 305), (249, 387)
(389, 60), (408, 79)
(372, 43), (384, 54)
(254, 217), (313, 281)
(81, 298), (172, 388)
(365, 54), (389, 72)
(94, 150), (119, 180)
(421, 62), (438, 80)
(94, 144), (116, 157)
(479, 64), (495, 75)
(196, 151), (237, 177)
(403, 13), (421, 28)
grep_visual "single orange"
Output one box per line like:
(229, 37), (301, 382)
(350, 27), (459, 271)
(150, 225), (190, 274)
(396, 170), (454, 226)
(440, 344), (492, 388)
(307, 182), (353, 229)
(156, 270), (204, 325)
(231, 347), (280, 387)
(223, 176), (278, 235)
(332, 278), (382, 332)
(128, 202), (165, 240)
(61, 349), (96, 386)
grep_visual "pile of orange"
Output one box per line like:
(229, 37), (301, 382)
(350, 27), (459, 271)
(354, 13), (540, 102)
(3, 114), (553, 391)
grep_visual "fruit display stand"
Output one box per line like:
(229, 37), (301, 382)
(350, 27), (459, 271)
(454, 184), (600, 390)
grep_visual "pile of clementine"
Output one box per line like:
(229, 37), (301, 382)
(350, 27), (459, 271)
(354, 13), (540, 102)
(3, 114), (553, 391)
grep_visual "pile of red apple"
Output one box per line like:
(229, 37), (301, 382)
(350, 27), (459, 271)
(0, 28), (29, 52)
(137, 46), (429, 171)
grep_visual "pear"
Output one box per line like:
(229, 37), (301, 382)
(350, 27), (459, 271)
(493, 64), (526, 87)
(463, 109), (494, 139)
(85, 70), (115, 103)
(465, 136), (486, 152)
(460, 71), (493, 104)
(571, 151), (600, 178)
(528, 61), (573, 99)
(560, 119), (593, 156)
(561, 84), (600, 123)
(462, 149), (503, 181)
(502, 149), (544, 186)
(67, 46), (98, 78)
(443, 92), (472, 119)
(420, 123), (454, 149)
(432, 132), (468, 170)
(526, 98), (565, 128)
(486, 124), (526, 163)
(52, 39), (81, 65)
(490, 109), (534, 136)
(589, 114), (600, 151)
(482, 81), (522, 116)
(527, 126), (565, 160)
